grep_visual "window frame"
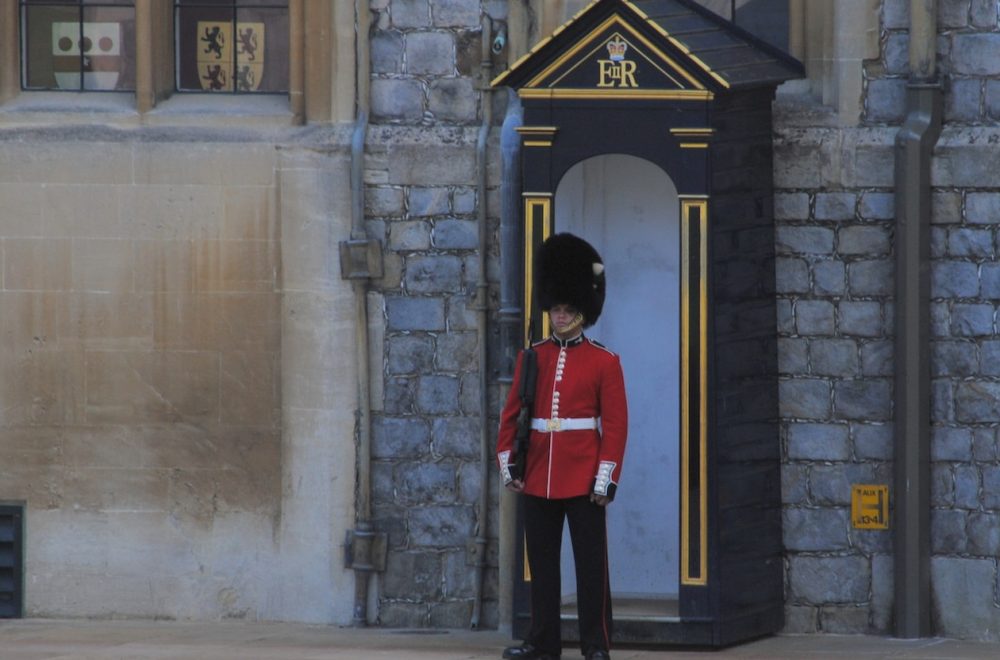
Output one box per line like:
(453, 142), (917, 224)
(172, 0), (290, 96)
(0, 0), (351, 123)
(18, 0), (138, 93)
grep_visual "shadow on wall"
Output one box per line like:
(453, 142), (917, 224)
(694, 0), (791, 53)
(564, 0), (789, 53)
(734, 0), (789, 52)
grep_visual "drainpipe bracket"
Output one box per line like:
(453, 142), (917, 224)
(466, 285), (490, 312)
(466, 536), (488, 567)
(344, 528), (388, 572)
(339, 239), (384, 280)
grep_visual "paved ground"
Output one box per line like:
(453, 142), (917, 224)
(2, 620), (1000, 659)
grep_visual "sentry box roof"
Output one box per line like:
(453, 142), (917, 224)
(493, 0), (803, 97)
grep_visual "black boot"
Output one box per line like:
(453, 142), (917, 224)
(502, 643), (561, 659)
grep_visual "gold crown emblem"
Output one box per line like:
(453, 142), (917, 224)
(606, 37), (627, 61)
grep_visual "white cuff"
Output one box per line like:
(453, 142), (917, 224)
(593, 461), (617, 496)
(498, 450), (513, 485)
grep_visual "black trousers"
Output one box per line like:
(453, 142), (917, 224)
(523, 494), (612, 656)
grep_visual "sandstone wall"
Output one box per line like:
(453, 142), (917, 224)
(0, 125), (358, 623)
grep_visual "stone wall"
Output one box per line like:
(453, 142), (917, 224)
(10, 0), (1000, 639)
(0, 124), (358, 623)
(772, 119), (897, 632)
(923, 0), (1000, 640)
(0, 0), (505, 627)
(365, 0), (505, 628)
(775, 0), (1000, 638)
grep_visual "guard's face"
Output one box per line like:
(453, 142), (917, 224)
(549, 304), (583, 336)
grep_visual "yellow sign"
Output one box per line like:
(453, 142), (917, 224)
(851, 485), (889, 529)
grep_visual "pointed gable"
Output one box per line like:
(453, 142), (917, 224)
(493, 0), (802, 97)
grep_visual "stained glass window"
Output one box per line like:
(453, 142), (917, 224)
(175, 0), (289, 93)
(21, 0), (136, 91)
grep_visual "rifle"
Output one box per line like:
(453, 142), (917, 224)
(510, 327), (538, 482)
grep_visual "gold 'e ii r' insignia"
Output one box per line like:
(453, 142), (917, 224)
(598, 36), (638, 88)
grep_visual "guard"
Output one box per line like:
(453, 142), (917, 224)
(497, 233), (629, 660)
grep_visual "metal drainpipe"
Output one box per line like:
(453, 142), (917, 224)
(288, 0), (305, 125)
(471, 13), (496, 630)
(346, 0), (378, 628)
(497, 89), (524, 380)
(893, 0), (941, 639)
(496, 88), (523, 631)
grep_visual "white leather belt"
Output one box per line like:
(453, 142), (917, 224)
(531, 417), (598, 432)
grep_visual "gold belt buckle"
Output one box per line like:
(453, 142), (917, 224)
(546, 418), (562, 431)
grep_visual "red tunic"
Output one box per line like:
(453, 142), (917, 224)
(497, 335), (628, 500)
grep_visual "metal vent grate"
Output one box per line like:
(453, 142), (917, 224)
(0, 505), (23, 618)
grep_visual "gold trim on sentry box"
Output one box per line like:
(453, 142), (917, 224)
(624, 0), (731, 89)
(680, 198), (709, 587)
(519, 88), (713, 101)
(517, 126), (559, 148)
(525, 13), (706, 91)
(523, 196), (553, 341)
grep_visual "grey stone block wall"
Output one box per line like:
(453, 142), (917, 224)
(366, 1), (505, 628)
(777, 0), (1000, 639)
(774, 166), (895, 629)
(871, 0), (1000, 125)
(775, 136), (899, 631)
(369, 160), (500, 627)
(370, 0), (509, 125)
(363, 0), (1000, 640)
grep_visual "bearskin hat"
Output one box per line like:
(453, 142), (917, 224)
(535, 232), (606, 327)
